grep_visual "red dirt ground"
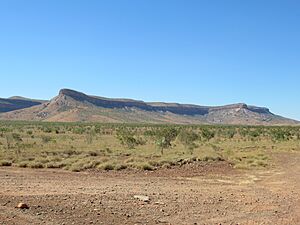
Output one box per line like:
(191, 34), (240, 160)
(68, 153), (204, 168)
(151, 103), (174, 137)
(0, 152), (299, 225)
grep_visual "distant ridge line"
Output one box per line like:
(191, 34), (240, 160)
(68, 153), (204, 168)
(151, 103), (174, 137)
(0, 88), (298, 125)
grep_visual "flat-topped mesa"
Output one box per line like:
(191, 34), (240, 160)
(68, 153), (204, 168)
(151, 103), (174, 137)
(57, 89), (271, 116)
(209, 103), (270, 114)
(58, 89), (209, 115)
(0, 88), (297, 124)
(58, 89), (153, 110)
(147, 103), (269, 116)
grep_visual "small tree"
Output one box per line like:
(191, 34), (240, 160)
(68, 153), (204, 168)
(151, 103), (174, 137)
(116, 128), (139, 149)
(41, 135), (52, 143)
(155, 127), (179, 155)
(0, 127), (9, 137)
(201, 128), (215, 141)
(178, 129), (199, 154)
(155, 137), (168, 155)
(6, 133), (23, 157)
(223, 128), (236, 139)
(85, 126), (96, 144)
(12, 133), (22, 142)
(5, 134), (13, 150)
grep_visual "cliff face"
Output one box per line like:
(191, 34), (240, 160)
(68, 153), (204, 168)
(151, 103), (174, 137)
(58, 89), (270, 116)
(0, 88), (297, 125)
(0, 98), (44, 113)
(59, 89), (153, 110)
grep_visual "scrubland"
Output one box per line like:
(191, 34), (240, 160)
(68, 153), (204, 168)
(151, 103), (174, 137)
(0, 121), (299, 172)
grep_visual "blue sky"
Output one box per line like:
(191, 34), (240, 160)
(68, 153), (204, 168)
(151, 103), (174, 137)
(0, 0), (299, 120)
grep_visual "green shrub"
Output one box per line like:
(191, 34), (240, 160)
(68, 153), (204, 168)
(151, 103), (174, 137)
(86, 150), (100, 157)
(28, 162), (44, 168)
(270, 129), (291, 142)
(201, 128), (215, 141)
(116, 128), (143, 149)
(0, 160), (12, 166)
(12, 133), (22, 142)
(98, 163), (115, 171)
(46, 162), (66, 169)
(69, 165), (83, 172)
(17, 162), (29, 168)
(155, 127), (179, 155)
(178, 129), (199, 153)
(115, 164), (127, 171)
(136, 163), (154, 171)
(41, 135), (52, 143)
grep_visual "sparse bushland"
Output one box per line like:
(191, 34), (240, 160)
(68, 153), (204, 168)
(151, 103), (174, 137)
(178, 129), (199, 154)
(0, 121), (299, 171)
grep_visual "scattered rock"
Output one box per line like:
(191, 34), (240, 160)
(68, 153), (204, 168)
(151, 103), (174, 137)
(154, 201), (165, 205)
(16, 202), (29, 209)
(3, 201), (10, 206)
(134, 195), (150, 202)
(157, 218), (169, 223)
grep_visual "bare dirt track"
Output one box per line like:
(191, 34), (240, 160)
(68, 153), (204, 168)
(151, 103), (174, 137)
(0, 153), (299, 225)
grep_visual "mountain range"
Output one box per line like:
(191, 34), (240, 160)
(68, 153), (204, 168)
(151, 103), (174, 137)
(0, 89), (298, 125)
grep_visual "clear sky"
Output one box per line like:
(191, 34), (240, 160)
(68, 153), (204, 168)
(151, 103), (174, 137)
(0, 0), (299, 120)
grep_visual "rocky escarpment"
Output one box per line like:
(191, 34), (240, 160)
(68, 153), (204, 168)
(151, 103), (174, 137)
(59, 89), (271, 116)
(0, 88), (297, 125)
(0, 98), (44, 113)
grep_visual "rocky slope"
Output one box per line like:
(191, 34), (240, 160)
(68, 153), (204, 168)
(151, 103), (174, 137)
(0, 97), (45, 113)
(0, 89), (298, 125)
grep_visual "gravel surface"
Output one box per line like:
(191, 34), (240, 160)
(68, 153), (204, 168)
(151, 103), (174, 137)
(0, 153), (299, 225)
